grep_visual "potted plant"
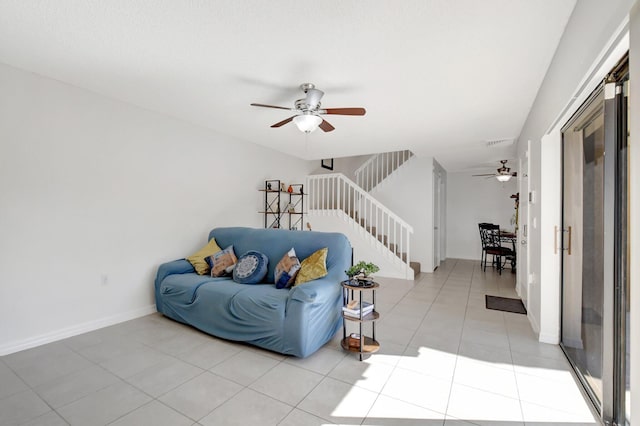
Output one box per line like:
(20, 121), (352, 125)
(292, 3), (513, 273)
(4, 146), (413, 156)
(345, 261), (380, 285)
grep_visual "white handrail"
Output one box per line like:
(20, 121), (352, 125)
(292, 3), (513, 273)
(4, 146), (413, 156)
(355, 150), (414, 192)
(307, 173), (413, 270)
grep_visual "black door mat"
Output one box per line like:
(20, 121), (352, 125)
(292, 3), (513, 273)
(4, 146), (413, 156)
(485, 295), (527, 314)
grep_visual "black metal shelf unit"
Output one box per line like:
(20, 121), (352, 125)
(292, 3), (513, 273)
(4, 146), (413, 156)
(259, 180), (305, 230)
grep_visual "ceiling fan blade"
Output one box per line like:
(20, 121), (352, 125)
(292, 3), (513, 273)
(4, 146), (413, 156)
(270, 116), (296, 128)
(251, 103), (292, 111)
(322, 107), (366, 116)
(472, 174), (495, 177)
(319, 119), (335, 132)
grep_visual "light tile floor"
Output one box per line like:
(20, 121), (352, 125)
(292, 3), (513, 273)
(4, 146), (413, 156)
(0, 259), (599, 425)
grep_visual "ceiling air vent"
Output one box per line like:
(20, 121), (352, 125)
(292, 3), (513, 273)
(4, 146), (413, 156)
(486, 138), (515, 148)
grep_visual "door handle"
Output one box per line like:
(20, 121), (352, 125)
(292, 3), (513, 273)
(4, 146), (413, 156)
(556, 225), (572, 255)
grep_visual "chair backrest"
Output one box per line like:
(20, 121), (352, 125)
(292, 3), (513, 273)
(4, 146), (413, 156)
(484, 224), (501, 248)
(478, 223), (493, 249)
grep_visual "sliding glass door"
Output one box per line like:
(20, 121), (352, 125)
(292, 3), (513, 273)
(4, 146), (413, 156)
(560, 56), (629, 425)
(561, 86), (605, 408)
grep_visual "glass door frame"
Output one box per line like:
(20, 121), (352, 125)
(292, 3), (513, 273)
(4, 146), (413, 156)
(559, 54), (629, 425)
(560, 84), (607, 415)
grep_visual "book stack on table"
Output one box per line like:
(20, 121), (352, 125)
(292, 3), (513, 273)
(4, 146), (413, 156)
(342, 300), (374, 318)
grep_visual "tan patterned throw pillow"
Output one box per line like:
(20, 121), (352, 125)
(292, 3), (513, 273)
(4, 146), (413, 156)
(294, 247), (328, 285)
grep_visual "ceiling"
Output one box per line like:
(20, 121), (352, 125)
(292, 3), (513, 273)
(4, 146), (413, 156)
(0, 0), (576, 171)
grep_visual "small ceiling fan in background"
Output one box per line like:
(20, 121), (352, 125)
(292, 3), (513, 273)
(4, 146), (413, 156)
(250, 83), (366, 133)
(473, 160), (517, 182)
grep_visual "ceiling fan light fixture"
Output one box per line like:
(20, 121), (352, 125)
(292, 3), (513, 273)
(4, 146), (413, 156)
(496, 173), (512, 182)
(293, 114), (322, 133)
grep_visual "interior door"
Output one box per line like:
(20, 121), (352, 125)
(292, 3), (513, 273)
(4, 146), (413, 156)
(517, 143), (530, 307)
(433, 170), (441, 268)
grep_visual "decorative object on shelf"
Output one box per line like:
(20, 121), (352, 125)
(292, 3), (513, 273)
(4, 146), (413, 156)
(510, 193), (519, 232)
(345, 261), (380, 286)
(348, 333), (361, 348)
(321, 158), (334, 170)
(306, 222), (312, 231)
(260, 180), (305, 230)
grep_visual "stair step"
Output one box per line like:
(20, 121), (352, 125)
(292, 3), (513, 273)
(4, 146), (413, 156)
(365, 225), (377, 234)
(377, 234), (388, 245)
(410, 261), (421, 278)
(398, 252), (407, 262)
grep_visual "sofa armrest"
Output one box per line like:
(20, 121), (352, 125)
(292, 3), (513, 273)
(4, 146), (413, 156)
(287, 273), (342, 305)
(154, 259), (195, 314)
(156, 259), (195, 284)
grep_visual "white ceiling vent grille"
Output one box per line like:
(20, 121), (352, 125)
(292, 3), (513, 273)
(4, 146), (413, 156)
(486, 138), (515, 148)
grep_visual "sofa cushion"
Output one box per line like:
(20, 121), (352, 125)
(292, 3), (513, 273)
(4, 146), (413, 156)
(186, 238), (222, 275)
(295, 247), (328, 285)
(233, 251), (269, 284)
(206, 245), (237, 277)
(274, 248), (301, 289)
(160, 273), (231, 305)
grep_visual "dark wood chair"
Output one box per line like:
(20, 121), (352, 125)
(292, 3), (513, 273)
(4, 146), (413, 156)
(478, 223), (494, 270)
(483, 225), (515, 274)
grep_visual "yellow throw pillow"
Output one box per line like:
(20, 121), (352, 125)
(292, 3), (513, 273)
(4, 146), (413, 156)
(186, 238), (222, 275)
(294, 247), (328, 285)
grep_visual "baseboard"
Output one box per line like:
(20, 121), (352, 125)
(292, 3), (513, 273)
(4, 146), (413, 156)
(527, 311), (540, 334)
(0, 304), (157, 356)
(538, 331), (560, 345)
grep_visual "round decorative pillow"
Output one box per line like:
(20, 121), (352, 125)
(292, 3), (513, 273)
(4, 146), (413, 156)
(233, 251), (269, 284)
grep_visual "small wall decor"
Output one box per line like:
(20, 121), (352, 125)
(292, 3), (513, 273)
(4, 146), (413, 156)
(287, 185), (293, 193)
(321, 159), (334, 170)
(280, 182), (286, 192)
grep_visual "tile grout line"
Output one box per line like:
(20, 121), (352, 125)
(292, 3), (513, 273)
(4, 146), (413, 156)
(441, 259), (478, 424)
(359, 261), (455, 426)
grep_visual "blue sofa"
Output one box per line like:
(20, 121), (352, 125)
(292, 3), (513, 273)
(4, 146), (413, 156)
(154, 227), (352, 358)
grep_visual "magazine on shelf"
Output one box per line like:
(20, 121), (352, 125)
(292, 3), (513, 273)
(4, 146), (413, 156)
(342, 301), (374, 317)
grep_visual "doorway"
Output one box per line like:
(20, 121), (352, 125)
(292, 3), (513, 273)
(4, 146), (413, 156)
(433, 170), (442, 269)
(517, 143), (530, 308)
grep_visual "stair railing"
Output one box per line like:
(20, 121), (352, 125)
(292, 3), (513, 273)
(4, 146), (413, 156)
(355, 150), (414, 192)
(307, 173), (413, 269)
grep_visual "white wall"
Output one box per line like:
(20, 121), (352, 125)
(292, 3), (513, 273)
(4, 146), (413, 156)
(0, 63), (314, 354)
(370, 156), (435, 272)
(516, 0), (634, 343)
(446, 172), (517, 260)
(311, 155), (370, 182)
(514, 0), (640, 415)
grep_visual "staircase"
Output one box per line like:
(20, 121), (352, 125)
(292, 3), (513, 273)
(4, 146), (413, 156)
(307, 169), (417, 279)
(355, 149), (414, 192)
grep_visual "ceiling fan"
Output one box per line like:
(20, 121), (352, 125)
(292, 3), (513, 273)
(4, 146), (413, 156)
(250, 83), (366, 133)
(473, 160), (517, 182)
